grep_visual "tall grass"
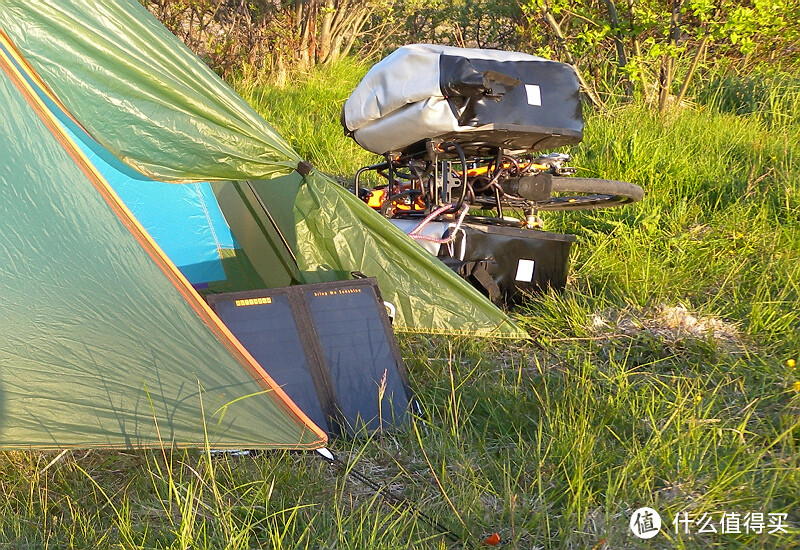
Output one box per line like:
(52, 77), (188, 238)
(0, 63), (798, 548)
(540, 96), (800, 355)
(697, 72), (800, 128)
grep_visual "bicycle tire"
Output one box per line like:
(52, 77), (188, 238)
(534, 177), (644, 211)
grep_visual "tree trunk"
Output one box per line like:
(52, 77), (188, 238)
(658, 0), (683, 112)
(602, 0), (634, 99)
(318, 0), (335, 63)
(293, 0), (319, 70)
(540, 4), (607, 110)
(320, 0), (379, 66)
(625, 0), (651, 103)
(675, 36), (708, 106)
(286, 0), (391, 70)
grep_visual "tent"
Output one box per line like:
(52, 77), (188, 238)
(0, 0), (526, 450)
(0, 36), (327, 450)
(5, 36), (255, 292)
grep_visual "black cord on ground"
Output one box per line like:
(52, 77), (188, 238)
(316, 448), (466, 546)
(529, 331), (570, 367)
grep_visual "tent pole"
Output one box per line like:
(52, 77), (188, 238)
(245, 180), (301, 271)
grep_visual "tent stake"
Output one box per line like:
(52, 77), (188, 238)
(39, 449), (70, 475)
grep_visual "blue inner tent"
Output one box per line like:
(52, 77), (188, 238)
(6, 39), (238, 286)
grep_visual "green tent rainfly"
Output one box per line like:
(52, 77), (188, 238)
(0, 38), (327, 449)
(0, 0), (526, 450)
(0, 0), (525, 339)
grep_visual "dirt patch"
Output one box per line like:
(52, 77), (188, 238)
(589, 304), (744, 350)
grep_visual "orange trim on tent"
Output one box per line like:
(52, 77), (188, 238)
(0, 29), (82, 128)
(0, 37), (328, 448)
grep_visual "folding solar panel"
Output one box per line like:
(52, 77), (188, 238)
(208, 278), (417, 436)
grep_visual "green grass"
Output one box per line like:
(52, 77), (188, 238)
(1, 62), (798, 548)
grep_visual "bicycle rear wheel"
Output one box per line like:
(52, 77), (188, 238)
(534, 177), (644, 211)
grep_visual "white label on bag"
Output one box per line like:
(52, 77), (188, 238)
(525, 84), (542, 106)
(515, 259), (535, 282)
